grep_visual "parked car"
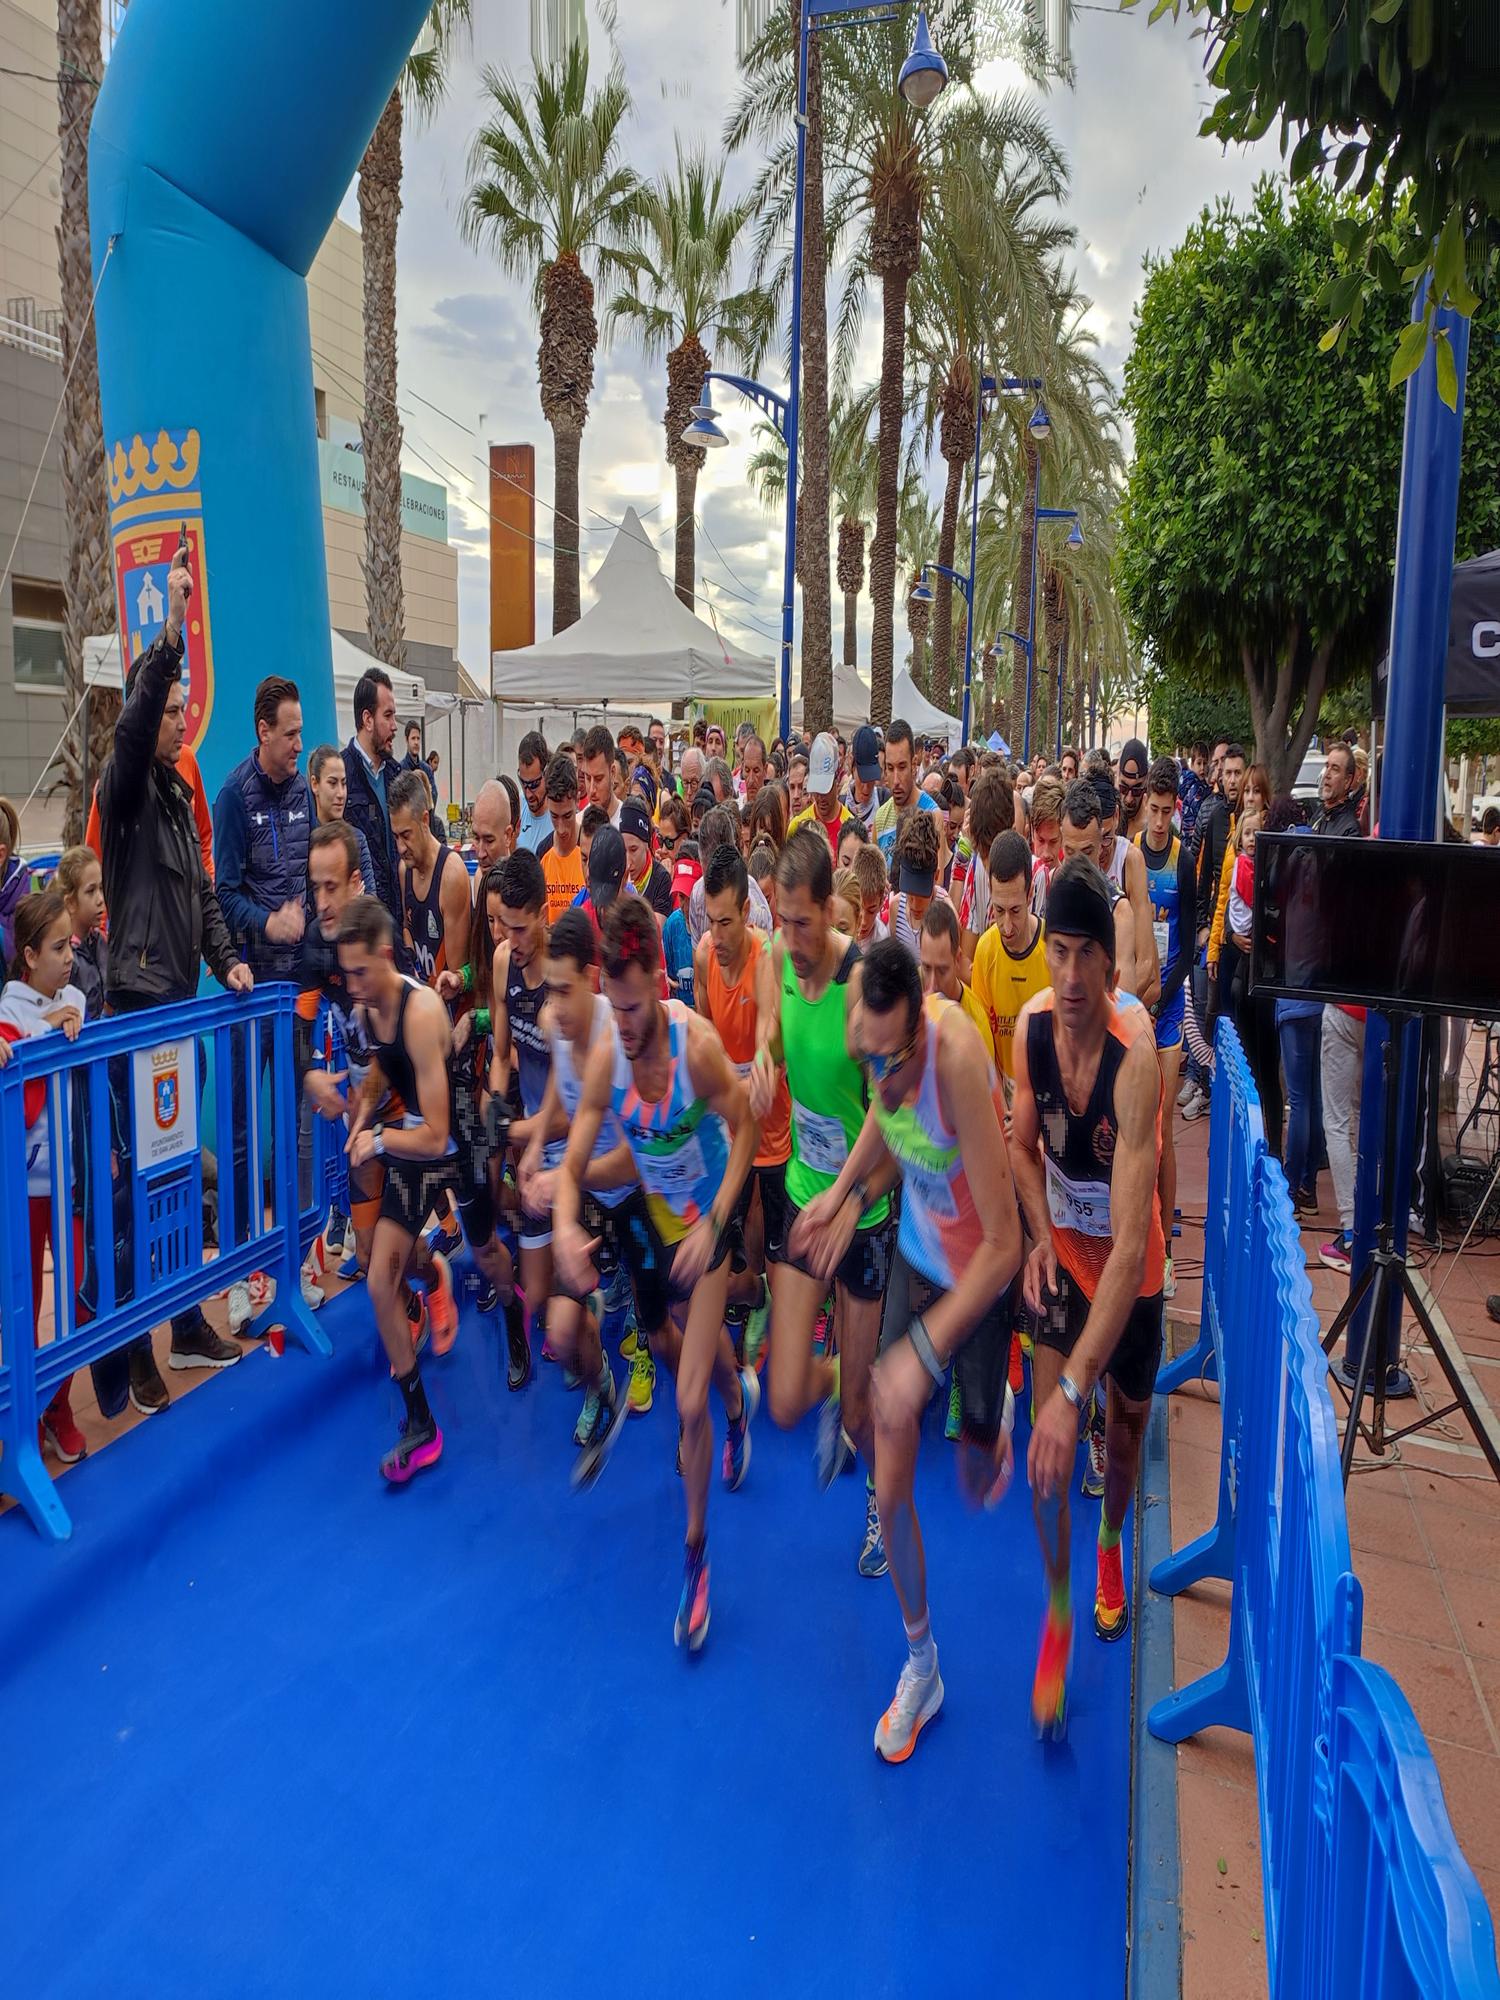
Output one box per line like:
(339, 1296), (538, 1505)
(1471, 792), (1500, 833)
(1292, 751), (1325, 806)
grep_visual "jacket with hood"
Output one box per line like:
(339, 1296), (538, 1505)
(0, 976), (88, 1193)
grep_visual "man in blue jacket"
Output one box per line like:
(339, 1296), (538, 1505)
(214, 675), (315, 1329)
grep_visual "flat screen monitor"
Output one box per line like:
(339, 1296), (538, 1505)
(1251, 831), (1500, 1022)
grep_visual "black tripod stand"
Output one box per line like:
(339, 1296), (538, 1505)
(1323, 1011), (1500, 1486)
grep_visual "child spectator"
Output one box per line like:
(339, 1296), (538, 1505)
(57, 845), (108, 1021)
(849, 844), (889, 945)
(663, 843), (701, 1006)
(831, 866), (861, 939)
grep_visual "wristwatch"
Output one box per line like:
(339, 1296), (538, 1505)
(1058, 1372), (1085, 1414)
(372, 1123), (386, 1158)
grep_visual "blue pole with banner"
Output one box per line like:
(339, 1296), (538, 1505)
(1348, 289), (1471, 1384)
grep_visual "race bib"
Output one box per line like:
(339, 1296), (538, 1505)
(638, 1130), (708, 1201)
(904, 1157), (958, 1221)
(1153, 917), (1170, 965)
(793, 1101), (848, 1177)
(1046, 1156), (1112, 1238)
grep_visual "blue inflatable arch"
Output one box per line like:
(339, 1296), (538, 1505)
(89, 0), (433, 805)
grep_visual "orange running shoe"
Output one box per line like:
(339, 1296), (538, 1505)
(1094, 1535), (1129, 1642)
(1008, 1331), (1024, 1397)
(1031, 1602), (1073, 1740)
(428, 1251), (459, 1355)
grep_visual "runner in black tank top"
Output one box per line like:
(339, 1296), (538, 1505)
(1010, 859), (1166, 1738)
(404, 844), (459, 986)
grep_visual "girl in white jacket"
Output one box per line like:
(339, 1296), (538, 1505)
(0, 886), (89, 1463)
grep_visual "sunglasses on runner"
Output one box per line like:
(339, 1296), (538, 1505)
(521, 771), (546, 796)
(860, 1030), (920, 1084)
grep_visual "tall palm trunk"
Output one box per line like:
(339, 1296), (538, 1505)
(932, 359), (973, 713)
(907, 585), (931, 691)
(666, 333), (709, 610)
(1009, 431), (1040, 755)
(1040, 565), (1063, 758)
(836, 516), (865, 671)
(56, 0), (113, 841)
(540, 252), (597, 631)
(869, 259), (916, 723)
(359, 90), (407, 670)
(797, 17), (833, 734)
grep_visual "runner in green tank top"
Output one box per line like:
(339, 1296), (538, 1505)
(750, 829), (897, 1579)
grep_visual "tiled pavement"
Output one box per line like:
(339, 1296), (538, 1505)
(1166, 1050), (1500, 2000)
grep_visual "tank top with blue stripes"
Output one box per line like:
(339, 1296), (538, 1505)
(608, 999), (729, 1246)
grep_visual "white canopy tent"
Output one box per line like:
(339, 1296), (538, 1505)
(791, 659), (872, 736)
(83, 630), (429, 746)
(491, 506), (773, 708)
(891, 666), (962, 751)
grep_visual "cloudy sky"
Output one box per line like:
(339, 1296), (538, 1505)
(344, 0), (1283, 684)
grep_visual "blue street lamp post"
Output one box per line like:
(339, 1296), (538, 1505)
(685, 3), (948, 744)
(999, 504), (1081, 761)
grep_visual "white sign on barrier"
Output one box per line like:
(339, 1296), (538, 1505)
(131, 1039), (197, 1172)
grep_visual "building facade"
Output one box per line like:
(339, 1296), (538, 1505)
(0, 0), (458, 808)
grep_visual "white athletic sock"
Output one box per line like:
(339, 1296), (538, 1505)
(905, 1620), (936, 1679)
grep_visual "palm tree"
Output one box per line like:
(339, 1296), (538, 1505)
(55, 0), (112, 840)
(907, 109), (1068, 715)
(606, 147), (769, 611)
(463, 45), (647, 631)
(897, 481), (939, 694)
(830, 390), (878, 674)
(358, 2), (472, 672)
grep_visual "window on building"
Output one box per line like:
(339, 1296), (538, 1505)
(12, 580), (67, 689)
(315, 386), (328, 439)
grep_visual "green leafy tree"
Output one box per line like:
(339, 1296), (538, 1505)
(1116, 178), (1500, 790)
(1126, 0), (1500, 400)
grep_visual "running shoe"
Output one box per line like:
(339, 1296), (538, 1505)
(620, 1324), (641, 1361)
(945, 1375), (962, 1442)
(815, 1361), (851, 1489)
(572, 1323), (614, 1448)
(628, 1343), (656, 1414)
(1095, 1535), (1129, 1642)
(505, 1296), (531, 1390)
(874, 1652), (944, 1763)
(1161, 1254), (1176, 1303)
(427, 1251), (459, 1355)
(41, 1387), (87, 1464)
(426, 1220), (463, 1263)
(1081, 1392), (1106, 1499)
(563, 1363), (583, 1391)
(858, 1489), (888, 1578)
(338, 1249), (364, 1281)
(1292, 1186), (1319, 1220)
(812, 1303), (832, 1358)
(475, 1278), (498, 1315)
(674, 1542), (711, 1652)
(1176, 1077), (1196, 1109)
(722, 1365), (760, 1490)
(324, 1210), (348, 1256)
(1031, 1603), (1073, 1740)
(1319, 1232), (1353, 1275)
(380, 1417), (444, 1485)
(743, 1282), (771, 1373)
(1181, 1085), (1209, 1122)
(572, 1367), (628, 1490)
(1008, 1331), (1025, 1397)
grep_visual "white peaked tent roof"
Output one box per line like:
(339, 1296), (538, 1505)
(892, 665), (962, 749)
(491, 506), (773, 705)
(792, 658), (872, 735)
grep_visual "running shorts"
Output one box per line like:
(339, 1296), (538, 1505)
(1036, 1266), (1164, 1405)
(877, 1248), (1018, 1443)
(449, 1074), (498, 1245)
(776, 1195), (895, 1303)
(731, 1160), (789, 1266)
(612, 1187), (732, 1335)
(380, 1153), (461, 1234)
(1154, 988), (1185, 1052)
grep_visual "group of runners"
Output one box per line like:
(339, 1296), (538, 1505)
(293, 731), (1183, 1761)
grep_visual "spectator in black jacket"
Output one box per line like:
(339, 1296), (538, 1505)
(341, 665), (403, 939)
(96, 554), (251, 1401)
(400, 720), (425, 773)
(1311, 741), (1363, 839)
(1193, 741), (1245, 951)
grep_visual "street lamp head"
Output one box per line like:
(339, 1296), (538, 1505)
(1028, 400), (1051, 445)
(682, 401), (728, 450)
(1066, 517), (1083, 549)
(911, 575), (935, 606)
(898, 9), (948, 111)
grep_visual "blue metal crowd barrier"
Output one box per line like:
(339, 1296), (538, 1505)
(1150, 1019), (1498, 1997)
(299, 999), (350, 1259)
(0, 985), (330, 1542)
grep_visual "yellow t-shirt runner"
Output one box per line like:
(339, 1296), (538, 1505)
(971, 910), (1049, 1083)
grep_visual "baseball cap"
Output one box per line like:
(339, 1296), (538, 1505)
(852, 725), (882, 784)
(1118, 737), (1149, 784)
(588, 824), (627, 909)
(672, 854), (702, 900)
(619, 797), (653, 846)
(808, 731), (840, 795)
